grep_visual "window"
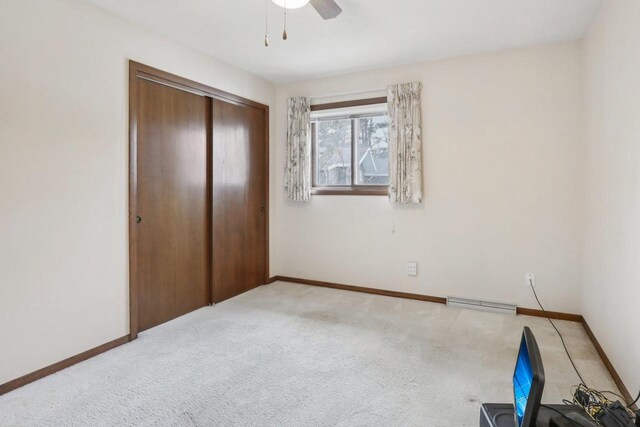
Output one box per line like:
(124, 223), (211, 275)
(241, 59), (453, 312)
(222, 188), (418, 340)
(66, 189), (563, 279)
(311, 98), (389, 195)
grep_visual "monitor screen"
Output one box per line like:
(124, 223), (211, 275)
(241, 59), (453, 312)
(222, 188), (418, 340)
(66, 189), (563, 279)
(513, 338), (534, 427)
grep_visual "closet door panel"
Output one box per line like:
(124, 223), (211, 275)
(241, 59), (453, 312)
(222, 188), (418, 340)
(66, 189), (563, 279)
(136, 79), (210, 332)
(211, 99), (266, 303)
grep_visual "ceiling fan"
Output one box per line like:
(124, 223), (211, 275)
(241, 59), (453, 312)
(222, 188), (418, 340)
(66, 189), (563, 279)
(265, 0), (342, 46)
(272, 0), (342, 20)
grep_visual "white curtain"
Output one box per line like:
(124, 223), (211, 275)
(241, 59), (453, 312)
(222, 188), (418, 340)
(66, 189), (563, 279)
(284, 97), (311, 202)
(388, 82), (423, 204)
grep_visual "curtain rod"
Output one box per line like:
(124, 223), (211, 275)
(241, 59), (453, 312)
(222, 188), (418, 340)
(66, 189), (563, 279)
(309, 88), (386, 102)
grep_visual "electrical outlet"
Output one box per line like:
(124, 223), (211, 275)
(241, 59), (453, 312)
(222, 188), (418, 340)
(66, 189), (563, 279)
(526, 273), (535, 287)
(407, 262), (418, 276)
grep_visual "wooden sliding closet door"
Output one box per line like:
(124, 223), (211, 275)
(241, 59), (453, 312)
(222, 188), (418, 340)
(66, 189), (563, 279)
(211, 99), (267, 303)
(134, 78), (211, 332)
(129, 61), (269, 338)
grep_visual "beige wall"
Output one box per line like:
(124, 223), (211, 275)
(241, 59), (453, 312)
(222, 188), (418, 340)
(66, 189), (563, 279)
(583, 0), (640, 397)
(0, 0), (275, 384)
(272, 42), (585, 314)
(3, 0), (636, 399)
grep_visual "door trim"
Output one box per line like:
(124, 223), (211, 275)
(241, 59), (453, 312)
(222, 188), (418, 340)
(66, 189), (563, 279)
(129, 61), (270, 340)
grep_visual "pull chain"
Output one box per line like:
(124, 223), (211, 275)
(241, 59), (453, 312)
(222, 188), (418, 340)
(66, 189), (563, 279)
(282, 0), (288, 40)
(264, 0), (270, 46)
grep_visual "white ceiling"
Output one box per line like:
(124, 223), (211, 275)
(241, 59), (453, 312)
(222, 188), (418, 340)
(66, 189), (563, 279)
(85, 0), (603, 83)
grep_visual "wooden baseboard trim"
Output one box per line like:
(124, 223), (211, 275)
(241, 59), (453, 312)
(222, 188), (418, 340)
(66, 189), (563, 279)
(271, 276), (447, 304)
(581, 319), (636, 409)
(3, 285), (634, 411)
(270, 276), (585, 323)
(272, 275), (636, 408)
(0, 335), (131, 396)
(515, 307), (584, 323)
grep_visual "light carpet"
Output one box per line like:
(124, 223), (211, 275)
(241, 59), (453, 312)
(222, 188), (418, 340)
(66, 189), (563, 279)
(0, 282), (619, 426)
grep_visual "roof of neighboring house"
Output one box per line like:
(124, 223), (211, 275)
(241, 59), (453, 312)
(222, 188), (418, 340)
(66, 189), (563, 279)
(359, 149), (389, 176)
(319, 144), (388, 177)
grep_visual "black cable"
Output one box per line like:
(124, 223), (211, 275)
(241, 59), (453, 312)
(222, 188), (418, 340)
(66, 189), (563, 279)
(627, 389), (640, 409)
(597, 389), (640, 411)
(527, 280), (638, 420)
(600, 390), (630, 402)
(540, 404), (584, 426)
(529, 279), (587, 387)
(597, 388), (639, 410)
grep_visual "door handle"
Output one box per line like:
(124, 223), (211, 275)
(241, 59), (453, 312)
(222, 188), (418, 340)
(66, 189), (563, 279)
(136, 216), (142, 224)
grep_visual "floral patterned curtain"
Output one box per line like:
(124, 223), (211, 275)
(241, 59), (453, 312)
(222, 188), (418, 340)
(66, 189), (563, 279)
(388, 82), (423, 204)
(284, 97), (311, 202)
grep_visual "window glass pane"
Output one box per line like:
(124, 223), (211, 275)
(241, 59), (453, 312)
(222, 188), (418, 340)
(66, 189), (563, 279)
(355, 115), (389, 185)
(315, 119), (352, 186)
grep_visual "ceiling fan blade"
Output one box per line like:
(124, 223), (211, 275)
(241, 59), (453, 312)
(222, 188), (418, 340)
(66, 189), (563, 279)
(309, 0), (342, 20)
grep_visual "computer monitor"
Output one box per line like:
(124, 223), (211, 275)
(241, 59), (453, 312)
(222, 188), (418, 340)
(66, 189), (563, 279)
(513, 326), (545, 427)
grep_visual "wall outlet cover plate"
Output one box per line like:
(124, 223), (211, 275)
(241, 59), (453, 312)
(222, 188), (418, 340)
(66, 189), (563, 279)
(407, 262), (418, 276)
(526, 273), (535, 287)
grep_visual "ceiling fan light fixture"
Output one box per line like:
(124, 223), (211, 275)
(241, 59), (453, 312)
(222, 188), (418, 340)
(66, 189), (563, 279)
(271, 0), (309, 9)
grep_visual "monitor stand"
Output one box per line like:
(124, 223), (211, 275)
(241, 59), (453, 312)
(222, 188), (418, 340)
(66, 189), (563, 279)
(480, 403), (596, 427)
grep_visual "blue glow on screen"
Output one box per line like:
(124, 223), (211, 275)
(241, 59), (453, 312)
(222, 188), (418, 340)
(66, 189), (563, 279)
(513, 339), (533, 427)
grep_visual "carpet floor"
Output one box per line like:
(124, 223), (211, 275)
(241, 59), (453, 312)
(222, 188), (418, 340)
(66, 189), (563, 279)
(0, 282), (619, 426)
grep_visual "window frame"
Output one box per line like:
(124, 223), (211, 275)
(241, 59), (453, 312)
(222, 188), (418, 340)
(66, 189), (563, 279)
(310, 97), (389, 196)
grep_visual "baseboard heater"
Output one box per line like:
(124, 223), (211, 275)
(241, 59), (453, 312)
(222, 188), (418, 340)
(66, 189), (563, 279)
(446, 296), (517, 315)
